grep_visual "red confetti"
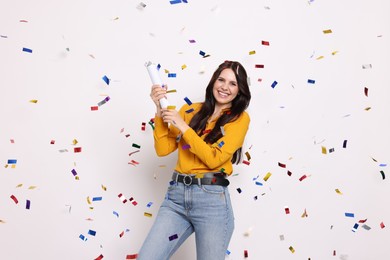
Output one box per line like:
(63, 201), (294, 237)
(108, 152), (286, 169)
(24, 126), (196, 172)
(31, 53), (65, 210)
(380, 222), (385, 229)
(74, 147), (82, 153)
(10, 195), (18, 204)
(242, 160), (250, 165)
(364, 87), (368, 97)
(261, 40), (270, 46)
(50, 140), (55, 144)
(91, 106), (99, 111)
(285, 207), (290, 214)
(126, 254), (138, 259)
(358, 219), (367, 223)
(299, 175), (307, 181)
(287, 170), (292, 176)
(94, 254), (104, 260)
(141, 122), (146, 131)
(255, 64), (265, 68)
(278, 162), (286, 168)
(244, 250), (249, 258)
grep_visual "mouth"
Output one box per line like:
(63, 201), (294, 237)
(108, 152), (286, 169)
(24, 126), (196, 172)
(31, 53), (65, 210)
(217, 91), (229, 98)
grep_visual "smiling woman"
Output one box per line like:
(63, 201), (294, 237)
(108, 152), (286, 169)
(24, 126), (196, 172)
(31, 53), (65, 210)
(138, 60), (251, 260)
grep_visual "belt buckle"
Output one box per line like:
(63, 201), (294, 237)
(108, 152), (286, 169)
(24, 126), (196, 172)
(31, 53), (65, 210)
(183, 175), (193, 186)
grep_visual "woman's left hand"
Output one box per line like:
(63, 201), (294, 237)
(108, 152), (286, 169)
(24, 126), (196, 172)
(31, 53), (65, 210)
(161, 108), (189, 133)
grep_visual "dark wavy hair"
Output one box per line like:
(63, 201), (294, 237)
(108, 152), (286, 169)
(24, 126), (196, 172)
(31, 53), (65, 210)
(189, 60), (251, 164)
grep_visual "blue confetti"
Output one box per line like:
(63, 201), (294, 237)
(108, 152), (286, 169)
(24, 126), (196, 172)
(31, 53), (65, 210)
(88, 230), (96, 236)
(102, 75), (110, 85)
(345, 212), (354, 218)
(7, 159), (17, 164)
(168, 73), (176, 78)
(218, 141), (225, 148)
(307, 79), (316, 84)
(79, 234), (87, 241)
(185, 108), (194, 113)
(184, 97), (192, 105)
(271, 81), (278, 88)
(22, 47), (32, 53)
(199, 50), (206, 57)
(113, 211), (119, 217)
(92, 197), (102, 201)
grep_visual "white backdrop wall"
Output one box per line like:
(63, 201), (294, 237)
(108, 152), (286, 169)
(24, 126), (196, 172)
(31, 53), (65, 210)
(1, 0), (389, 259)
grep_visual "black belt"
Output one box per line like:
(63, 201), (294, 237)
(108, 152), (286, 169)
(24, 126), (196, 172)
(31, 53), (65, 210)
(174, 173), (229, 187)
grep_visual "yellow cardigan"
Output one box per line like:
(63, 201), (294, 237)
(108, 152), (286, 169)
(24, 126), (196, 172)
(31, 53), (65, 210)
(153, 103), (250, 177)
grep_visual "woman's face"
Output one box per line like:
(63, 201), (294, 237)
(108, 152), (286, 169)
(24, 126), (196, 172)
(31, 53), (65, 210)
(212, 68), (239, 109)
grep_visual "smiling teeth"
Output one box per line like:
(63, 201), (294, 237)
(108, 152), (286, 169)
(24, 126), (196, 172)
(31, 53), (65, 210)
(218, 91), (228, 97)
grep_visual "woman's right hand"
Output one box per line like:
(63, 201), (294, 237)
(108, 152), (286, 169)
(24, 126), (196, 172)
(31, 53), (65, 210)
(150, 84), (167, 113)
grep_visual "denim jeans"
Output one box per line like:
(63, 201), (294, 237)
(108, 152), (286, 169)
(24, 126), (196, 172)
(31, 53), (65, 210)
(137, 174), (234, 260)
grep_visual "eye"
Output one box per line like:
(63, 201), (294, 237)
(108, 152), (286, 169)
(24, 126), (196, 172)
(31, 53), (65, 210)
(217, 77), (225, 82)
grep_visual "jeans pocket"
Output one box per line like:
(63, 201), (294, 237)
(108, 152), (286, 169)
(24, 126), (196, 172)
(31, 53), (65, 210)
(201, 184), (225, 194)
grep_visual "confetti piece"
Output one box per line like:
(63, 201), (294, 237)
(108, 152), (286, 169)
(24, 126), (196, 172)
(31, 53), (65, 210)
(166, 89), (177, 93)
(249, 50), (256, 55)
(279, 235), (285, 241)
(380, 222), (385, 229)
(74, 147), (82, 153)
(364, 87), (369, 97)
(218, 141), (225, 148)
(184, 97), (192, 105)
(167, 105), (176, 110)
(91, 106), (99, 111)
(94, 254), (104, 260)
(243, 160), (250, 165)
(29, 99), (38, 103)
(10, 195), (18, 204)
(236, 188), (242, 193)
(101, 184), (107, 191)
(7, 159), (17, 164)
(323, 29), (332, 34)
(199, 50), (206, 57)
(307, 79), (315, 84)
(132, 143), (141, 149)
(88, 230), (96, 236)
(182, 144), (191, 150)
(22, 47), (32, 53)
(255, 64), (264, 68)
(289, 246), (295, 253)
(169, 234), (178, 241)
(285, 207), (290, 214)
(287, 170), (292, 176)
(71, 169), (78, 177)
(244, 250), (249, 258)
(128, 160), (139, 166)
(170, 0), (182, 4)
(181, 64), (187, 70)
(271, 81), (278, 88)
(321, 146), (327, 154)
(98, 96), (110, 106)
(144, 212), (152, 217)
(362, 224), (371, 230)
(168, 73), (176, 78)
(113, 211), (119, 218)
(92, 197), (102, 202)
(335, 189), (343, 195)
(263, 172), (272, 181)
(245, 151), (251, 161)
(102, 75), (110, 85)
(26, 200), (31, 209)
(358, 219), (367, 223)
(136, 2), (146, 10)
(79, 234), (88, 241)
(255, 181), (263, 186)
(316, 56), (324, 60)
(345, 212), (354, 218)
(301, 208), (308, 218)
(126, 254), (138, 259)
(352, 223), (359, 232)
(331, 51), (338, 55)
(362, 64), (372, 69)
(299, 175), (307, 181)
(189, 39), (196, 43)
(278, 162), (286, 168)
(343, 140), (347, 148)
(118, 193), (127, 203)
(261, 40), (270, 46)
(87, 196), (92, 205)
(380, 171), (385, 180)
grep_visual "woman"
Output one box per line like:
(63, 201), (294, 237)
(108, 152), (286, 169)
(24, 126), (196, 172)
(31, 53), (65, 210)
(138, 60), (251, 260)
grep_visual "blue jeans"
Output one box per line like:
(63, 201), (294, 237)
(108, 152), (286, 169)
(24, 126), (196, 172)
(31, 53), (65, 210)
(137, 174), (234, 260)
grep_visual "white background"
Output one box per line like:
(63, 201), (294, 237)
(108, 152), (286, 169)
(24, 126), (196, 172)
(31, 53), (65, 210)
(1, 0), (389, 259)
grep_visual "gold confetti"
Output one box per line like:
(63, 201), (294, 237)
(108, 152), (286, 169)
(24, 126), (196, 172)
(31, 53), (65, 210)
(181, 64), (187, 70)
(16, 184), (23, 188)
(72, 139), (78, 145)
(28, 186), (37, 190)
(101, 184), (107, 191)
(316, 56), (324, 60)
(263, 172), (272, 181)
(321, 146), (327, 154)
(323, 29), (332, 34)
(249, 50), (256, 55)
(144, 212), (153, 217)
(335, 189), (343, 195)
(29, 100), (38, 103)
(166, 89), (177, 93)
(87, 196), (92, 205)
